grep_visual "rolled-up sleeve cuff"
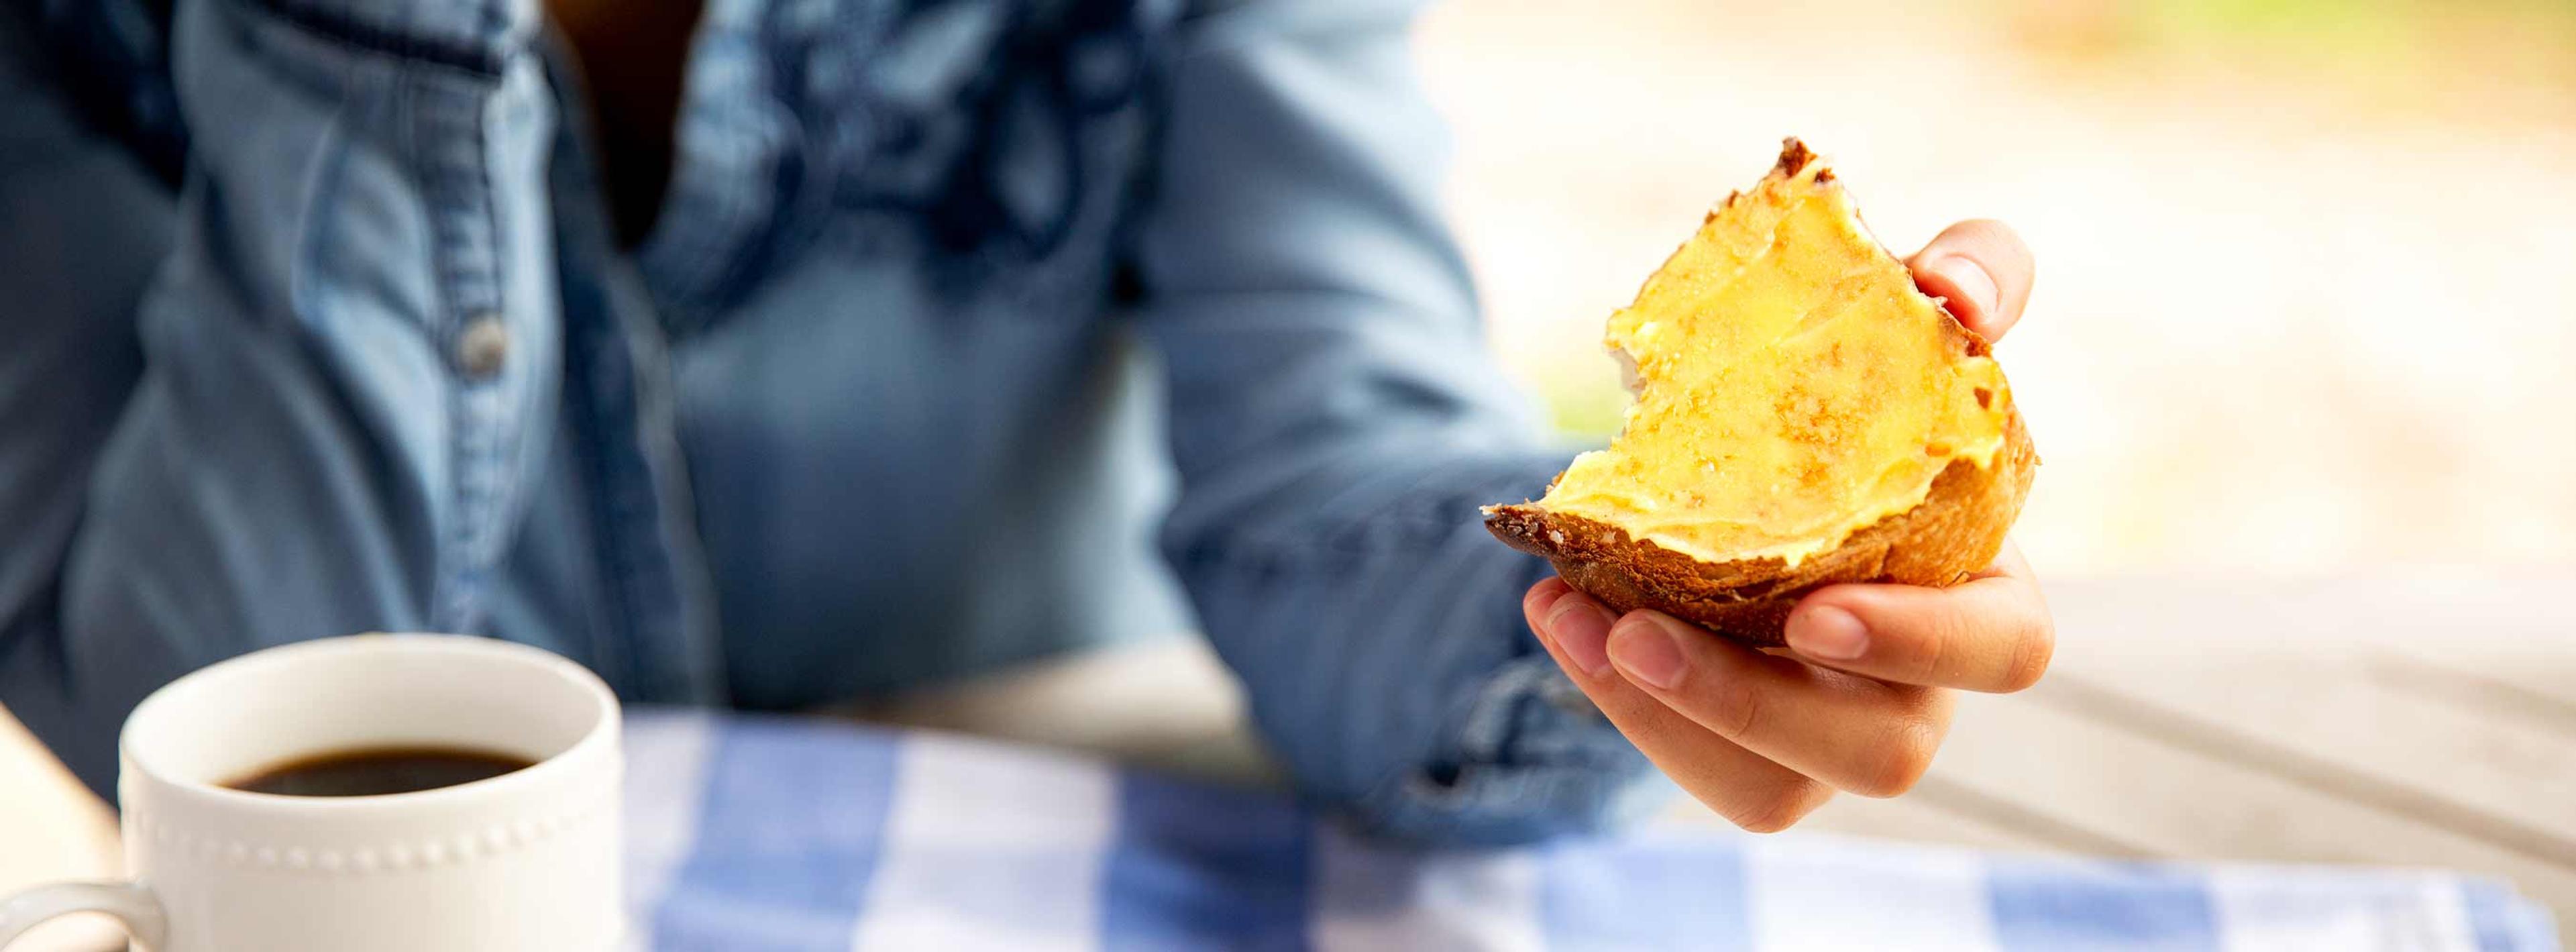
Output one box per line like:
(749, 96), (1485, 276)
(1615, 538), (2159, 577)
(1354, 637), (1676, 846)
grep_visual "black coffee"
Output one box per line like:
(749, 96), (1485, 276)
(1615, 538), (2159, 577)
(225, 745), (537, 797)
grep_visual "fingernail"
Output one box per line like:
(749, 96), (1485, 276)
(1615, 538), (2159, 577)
(1523, 584), (1560, 623)
(1607, 615), (1690, 690)
(1928, 255), (2000, 319)
(1788, 605), (1869, 660)
(1547, 598), (1617, 678)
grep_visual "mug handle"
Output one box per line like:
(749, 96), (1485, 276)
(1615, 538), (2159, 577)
(0, 881), (166, 949)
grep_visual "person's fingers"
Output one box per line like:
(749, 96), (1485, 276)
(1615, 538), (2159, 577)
(1907, 219), (2035, 342)
(1523, 576), (1613, 677)
(1781, 540), (2054, 693)
(1523, 576), (1575, 639)
(1525, 582), (1834, 831)
(1602, 611), (1955, 798)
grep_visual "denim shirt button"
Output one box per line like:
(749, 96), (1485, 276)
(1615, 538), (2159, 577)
(456, 315), (510, 380)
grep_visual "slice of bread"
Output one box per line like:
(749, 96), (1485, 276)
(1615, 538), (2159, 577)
(1487, 139), (2037, 646)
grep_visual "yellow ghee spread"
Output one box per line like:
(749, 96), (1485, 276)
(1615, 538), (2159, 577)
(1538, 153), (2011, 567)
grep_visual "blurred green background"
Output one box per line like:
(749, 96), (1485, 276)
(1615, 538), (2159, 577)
(2010, 0), (2576, 104)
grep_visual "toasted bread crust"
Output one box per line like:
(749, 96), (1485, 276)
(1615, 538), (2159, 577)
(1487, 409), (2036, 647)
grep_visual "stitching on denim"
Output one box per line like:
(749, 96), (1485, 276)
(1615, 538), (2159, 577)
(413, 74), (511, 631)
(538, 100), (642, 693)
(251, 0), (504, 76)
(566, 293), (638, 692)
(541, 46), (718, 702)
(589, 311), (694, 699)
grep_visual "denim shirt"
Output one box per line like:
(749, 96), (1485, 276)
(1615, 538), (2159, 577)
(0, 0), (1661, 843)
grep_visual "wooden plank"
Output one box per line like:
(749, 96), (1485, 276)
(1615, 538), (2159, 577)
(1652, 774), (2148, 859)
(2360, 647), (2576, 735)
(1654, 777), (2083, 855)
(2045, 574), (2576, 697)
(2033, 655), (2576, 857)
(1775, 778), (2106, 857)
(833, 635), (1276, 788)
(1927, 689), (2576, 924)
(2040, 575), (2576, 847)
(2033, 672), (2576, 868)
(2025, 574), (2576, 931)
(1896, 776), (2154, 858)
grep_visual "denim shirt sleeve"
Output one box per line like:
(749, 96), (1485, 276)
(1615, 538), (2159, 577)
(1133, 0), (1668, 844)
(0, 0), (564, 790)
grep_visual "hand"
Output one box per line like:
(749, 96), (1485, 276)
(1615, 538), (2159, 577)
(1522, 220), (2050, 831)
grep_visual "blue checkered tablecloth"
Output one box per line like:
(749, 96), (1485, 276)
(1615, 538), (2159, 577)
(619, 710), (2558, 951)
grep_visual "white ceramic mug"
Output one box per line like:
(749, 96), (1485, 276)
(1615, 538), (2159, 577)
(0, 634), (623, 951)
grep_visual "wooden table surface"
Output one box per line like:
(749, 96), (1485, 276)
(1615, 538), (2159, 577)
(4, 574), (2570, 948)
(1778, 574), (2576, 932)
